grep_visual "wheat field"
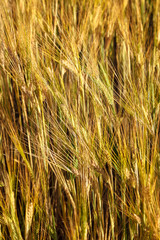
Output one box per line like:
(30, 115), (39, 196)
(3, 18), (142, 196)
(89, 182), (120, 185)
(0, 0), (160, 239)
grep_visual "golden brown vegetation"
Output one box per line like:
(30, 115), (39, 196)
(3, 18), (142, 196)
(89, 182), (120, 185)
(0, 0), (160, 239)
